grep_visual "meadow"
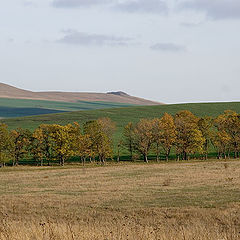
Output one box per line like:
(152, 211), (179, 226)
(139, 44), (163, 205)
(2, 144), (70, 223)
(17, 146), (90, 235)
(0, 160), (240, 239)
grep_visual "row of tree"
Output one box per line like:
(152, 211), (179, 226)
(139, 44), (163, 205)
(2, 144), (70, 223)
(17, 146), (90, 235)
(0, 110), (239, 166)
(0, 118), (115, 166)
(123, 110), (240, 162)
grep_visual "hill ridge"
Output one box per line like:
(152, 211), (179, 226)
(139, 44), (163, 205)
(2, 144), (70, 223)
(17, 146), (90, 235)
(0, 83), (161, 105)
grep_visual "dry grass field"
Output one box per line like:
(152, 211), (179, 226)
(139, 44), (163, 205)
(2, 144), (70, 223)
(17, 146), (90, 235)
(0, 160), (240, 239)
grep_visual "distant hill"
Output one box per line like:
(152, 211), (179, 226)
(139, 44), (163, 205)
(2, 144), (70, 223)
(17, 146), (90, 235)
(0, 83), (161, 105)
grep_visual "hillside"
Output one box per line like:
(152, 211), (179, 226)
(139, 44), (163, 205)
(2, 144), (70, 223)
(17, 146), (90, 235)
(3, 101), (240, 132)
(0, 83), (161, 105)
(0, 98), (135, 118)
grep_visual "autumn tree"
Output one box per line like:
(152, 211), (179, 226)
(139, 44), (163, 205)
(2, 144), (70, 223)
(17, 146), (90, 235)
(158, 113), (176, 161)
(75, 134), (92, 165)
(31, 124), (56, 166)
(211, 130), (231, 159)
(152, 118), (162, 161)
(198, 116), (213, 160)
(84, 118), (115, 163)
(133, 119), (154, 163)
(11, 128), (32, 166)
(123, 122), (135, 161)
(215, 111), (240, 158)
(50, 124), (78, 166)
(175, 111), (205, 160)
(0, 124), (13, 166)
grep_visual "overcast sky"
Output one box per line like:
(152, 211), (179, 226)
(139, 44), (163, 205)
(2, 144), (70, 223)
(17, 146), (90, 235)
(1, 0), (240, 103)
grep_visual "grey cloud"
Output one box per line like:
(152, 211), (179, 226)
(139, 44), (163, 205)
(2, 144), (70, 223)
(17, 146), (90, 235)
(52, 0), (168, 14)
(52, 0), (109, 8)
(150, 43), (186, 52)
(57, 30), (132, 46)
(180, 0), (240, 20)
(8, 38), (14, 43)
(23, 1), (36, 7)
(114, 0), (168, 14)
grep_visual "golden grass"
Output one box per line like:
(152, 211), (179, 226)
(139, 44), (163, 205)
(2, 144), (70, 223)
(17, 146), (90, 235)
(0, 160), (240, 239)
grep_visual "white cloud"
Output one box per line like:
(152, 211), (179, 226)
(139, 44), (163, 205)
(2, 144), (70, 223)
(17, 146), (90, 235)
(150, 43), (186, 52)
(114, 0), (168, 14)
(57, 30), (132, 46)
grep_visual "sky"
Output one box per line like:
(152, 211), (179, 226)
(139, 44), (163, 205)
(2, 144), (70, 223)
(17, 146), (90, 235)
(0, 0), (240, 104)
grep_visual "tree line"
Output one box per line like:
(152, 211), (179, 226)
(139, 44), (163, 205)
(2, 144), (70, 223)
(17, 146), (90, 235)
(0, 110), (240, 166)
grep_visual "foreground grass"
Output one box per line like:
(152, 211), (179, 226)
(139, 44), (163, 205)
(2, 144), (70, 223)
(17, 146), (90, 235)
(0, 160), (240, 239)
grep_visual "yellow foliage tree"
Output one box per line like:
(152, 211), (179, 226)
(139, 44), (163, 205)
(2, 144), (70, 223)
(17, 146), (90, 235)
(211, 130), (231, 159)
(50, 124), (78, 166)
(159, 113), (176, 161)
(84, 118), (115, 163)
(198, 116), (213, 159)
(175, 111), (205, 160)
(133, 119), (154, 163)
(215, 110), (240, 158)
(0, 124), (13, 166)
(11, 128), (31, 166)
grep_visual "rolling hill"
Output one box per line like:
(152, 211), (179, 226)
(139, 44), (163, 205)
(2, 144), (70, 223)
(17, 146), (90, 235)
(0, 83), (161, 118)
(0, 83), (160, 105)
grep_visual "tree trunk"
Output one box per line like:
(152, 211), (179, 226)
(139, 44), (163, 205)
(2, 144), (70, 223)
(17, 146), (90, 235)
(183, 151), (187, 161)
(144, 154), (149, 163)
(156, 152), (159, 162)
(131, 151), (134, 162)
(117, 149), (120, 162)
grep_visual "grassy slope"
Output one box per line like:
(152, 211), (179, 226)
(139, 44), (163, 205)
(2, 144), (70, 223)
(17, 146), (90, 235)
(3, 102), (240, 131)
(0, 98), (135, 117)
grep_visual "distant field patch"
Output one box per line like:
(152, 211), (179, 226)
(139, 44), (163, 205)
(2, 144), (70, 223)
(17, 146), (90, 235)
(0, 98), (135, 118)
(0, 106), (66, 118)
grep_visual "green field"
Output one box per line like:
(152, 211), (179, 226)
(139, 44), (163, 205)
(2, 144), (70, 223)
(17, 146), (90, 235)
(2, 101), (240, 131)
(0, 98), (135, 118)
